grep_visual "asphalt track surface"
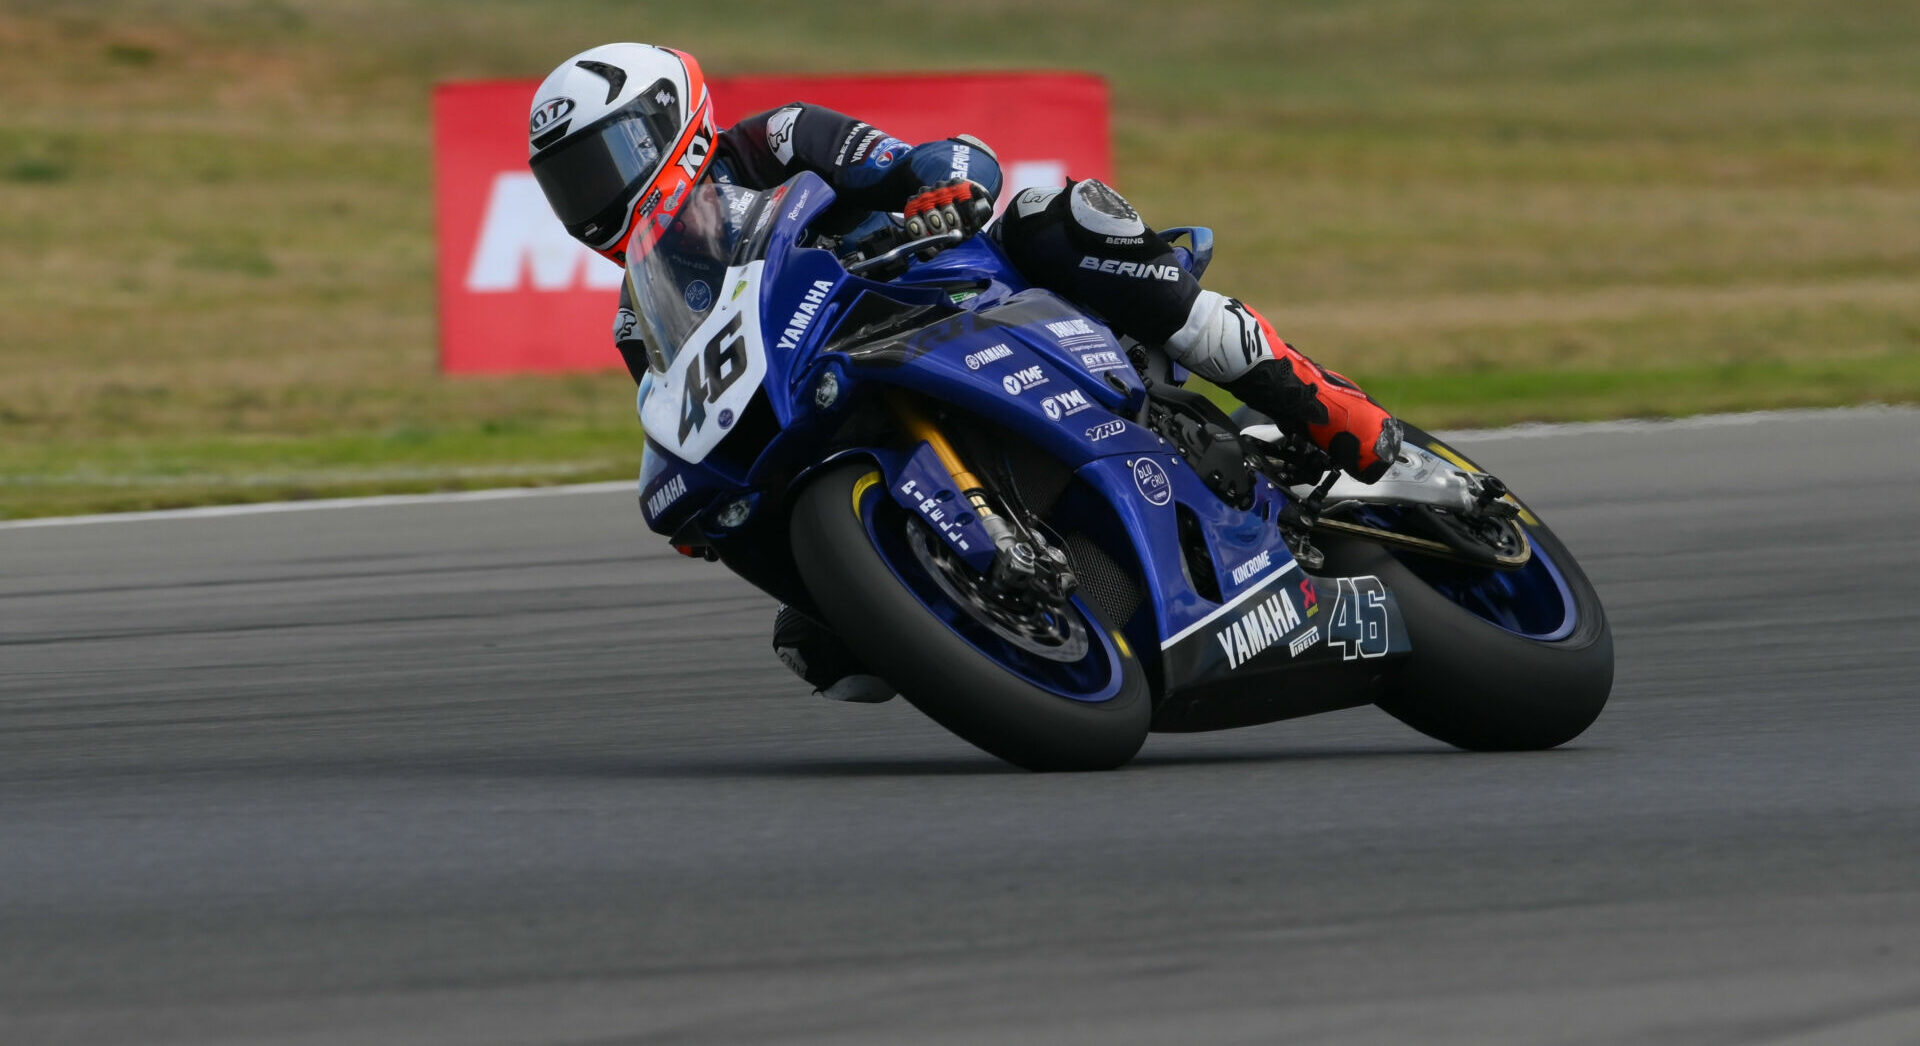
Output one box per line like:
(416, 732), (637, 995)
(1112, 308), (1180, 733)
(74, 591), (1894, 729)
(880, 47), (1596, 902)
(3, 409), (1917, 1044)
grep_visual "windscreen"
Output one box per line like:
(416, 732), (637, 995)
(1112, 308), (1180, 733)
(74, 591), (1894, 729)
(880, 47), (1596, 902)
(625, 179), (770, 372)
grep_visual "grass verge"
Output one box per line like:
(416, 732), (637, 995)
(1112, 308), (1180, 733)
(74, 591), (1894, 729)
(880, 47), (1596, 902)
(2, 1), (1916, 518)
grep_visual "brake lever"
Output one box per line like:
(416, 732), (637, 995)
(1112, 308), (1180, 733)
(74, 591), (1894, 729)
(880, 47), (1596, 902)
(846, 230), (965, 276)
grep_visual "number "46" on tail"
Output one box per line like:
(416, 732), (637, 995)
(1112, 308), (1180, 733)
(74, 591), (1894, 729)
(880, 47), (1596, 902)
(1328, 576), (1390, 660)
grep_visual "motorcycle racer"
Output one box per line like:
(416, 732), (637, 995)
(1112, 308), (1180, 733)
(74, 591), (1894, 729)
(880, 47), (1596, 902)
(527, 43), (1405, 701)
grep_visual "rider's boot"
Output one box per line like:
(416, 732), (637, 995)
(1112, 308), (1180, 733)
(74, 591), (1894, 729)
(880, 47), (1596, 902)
(772, 604), (895, 703)
(1165, 290), (1403, 482)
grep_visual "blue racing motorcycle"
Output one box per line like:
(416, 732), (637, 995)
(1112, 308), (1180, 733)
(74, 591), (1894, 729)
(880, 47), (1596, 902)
(629, 173), (1613, 770)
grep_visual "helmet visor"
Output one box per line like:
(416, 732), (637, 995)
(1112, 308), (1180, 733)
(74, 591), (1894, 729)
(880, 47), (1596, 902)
(530, 82), (682, 245)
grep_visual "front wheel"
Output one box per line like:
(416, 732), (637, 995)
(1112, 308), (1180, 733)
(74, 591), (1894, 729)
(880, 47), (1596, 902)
(789, 462), (1151, 771)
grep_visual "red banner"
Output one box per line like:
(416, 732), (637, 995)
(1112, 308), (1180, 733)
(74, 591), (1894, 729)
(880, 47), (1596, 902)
(434, 72), (1111, 374)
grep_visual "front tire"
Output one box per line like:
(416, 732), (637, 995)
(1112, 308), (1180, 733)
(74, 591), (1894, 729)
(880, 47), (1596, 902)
(790, 462), (1152, 771)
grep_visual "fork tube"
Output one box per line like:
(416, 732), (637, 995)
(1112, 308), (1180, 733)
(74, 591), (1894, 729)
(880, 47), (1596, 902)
(885, 392), (1015, 547)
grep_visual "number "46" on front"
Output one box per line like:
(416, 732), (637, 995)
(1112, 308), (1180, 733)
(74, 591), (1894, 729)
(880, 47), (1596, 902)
(678, 313), (749, 442)
(1328, 576), (1391, 660)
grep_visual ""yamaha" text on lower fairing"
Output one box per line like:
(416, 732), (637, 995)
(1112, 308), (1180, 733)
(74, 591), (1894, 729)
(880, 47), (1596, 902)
(1214, 590), (1304, 670)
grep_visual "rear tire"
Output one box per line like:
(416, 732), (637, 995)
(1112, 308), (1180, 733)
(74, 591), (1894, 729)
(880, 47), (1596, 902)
(790, 461), (1151, 771)
(1231, 405), (1612, 749)
(1319, 523), (1612, 750)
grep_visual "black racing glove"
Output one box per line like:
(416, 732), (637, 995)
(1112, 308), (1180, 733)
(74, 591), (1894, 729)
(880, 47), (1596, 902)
(902, 178), (994, 241)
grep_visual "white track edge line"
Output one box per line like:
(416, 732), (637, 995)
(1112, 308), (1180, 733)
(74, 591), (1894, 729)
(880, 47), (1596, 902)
(1435, 403), (1913, 442)
(0, 481), (635, 530)
(4, 405), (1911, 531)
(1160, 571), (1296, 649)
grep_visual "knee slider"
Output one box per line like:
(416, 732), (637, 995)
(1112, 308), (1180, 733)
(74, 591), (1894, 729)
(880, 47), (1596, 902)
(1002, 179), (1160, 255)
(1066, 179), (1148, 246)
(997, 178), (1199, 345)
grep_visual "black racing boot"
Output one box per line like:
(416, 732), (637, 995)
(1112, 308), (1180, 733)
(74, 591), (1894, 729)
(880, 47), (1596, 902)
(771, 604), (895, 703)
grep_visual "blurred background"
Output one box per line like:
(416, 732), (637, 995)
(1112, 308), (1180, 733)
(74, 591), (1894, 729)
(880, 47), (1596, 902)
(3, 0), (1916, 518)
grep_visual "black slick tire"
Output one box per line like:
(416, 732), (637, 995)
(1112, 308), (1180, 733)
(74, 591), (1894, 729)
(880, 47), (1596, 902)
(789, 461), (1151, 771)
(1319, 520), (1613, 751)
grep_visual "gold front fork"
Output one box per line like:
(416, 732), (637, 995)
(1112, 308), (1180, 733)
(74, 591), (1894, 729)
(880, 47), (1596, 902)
(884, 391), (1077, 606)
(885, 391), (1014, 547)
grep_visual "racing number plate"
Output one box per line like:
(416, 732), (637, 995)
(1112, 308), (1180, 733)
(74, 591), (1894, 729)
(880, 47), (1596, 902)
(639, 262), (768, 464)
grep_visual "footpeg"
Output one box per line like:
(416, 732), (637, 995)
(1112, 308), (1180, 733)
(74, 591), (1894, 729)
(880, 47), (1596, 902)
(1472, 474), (1520, 519)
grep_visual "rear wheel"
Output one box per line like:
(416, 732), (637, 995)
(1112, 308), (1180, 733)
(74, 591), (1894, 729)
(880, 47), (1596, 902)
(789, 461), (1151, 771)
(1320, 518), (1612, 750)
(1235, 409), (1613, 750)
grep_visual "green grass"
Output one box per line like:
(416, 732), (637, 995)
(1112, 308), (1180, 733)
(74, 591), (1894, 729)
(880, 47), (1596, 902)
(2, 0), (1917, 518)
(2, 424), (636, 518)
(1361, 353), (1920, 426)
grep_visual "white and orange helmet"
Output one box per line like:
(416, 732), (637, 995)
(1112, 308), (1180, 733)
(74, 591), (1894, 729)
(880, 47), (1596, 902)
(527, 43), (717, 264)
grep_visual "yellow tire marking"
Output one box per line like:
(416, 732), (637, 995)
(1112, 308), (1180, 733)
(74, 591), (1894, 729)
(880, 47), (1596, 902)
(1426, 442), (1539, 525)
(1426, 441), (1480, 473)
(1111, 631), (1133, 660)
(850, 470), (882, 516)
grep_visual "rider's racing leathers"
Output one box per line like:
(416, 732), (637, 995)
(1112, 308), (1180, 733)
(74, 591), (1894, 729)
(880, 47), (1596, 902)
(611, 102), (1399, 485)
(612, 103), (1401, 699)
(611, 103), (995, 380)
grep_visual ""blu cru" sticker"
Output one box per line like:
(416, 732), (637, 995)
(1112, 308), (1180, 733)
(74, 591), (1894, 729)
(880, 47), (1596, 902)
(1132, 458), (1172, 506)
